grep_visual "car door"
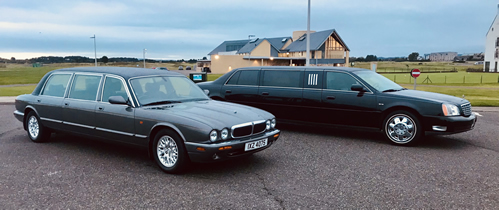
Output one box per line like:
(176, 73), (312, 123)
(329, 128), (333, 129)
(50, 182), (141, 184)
(221, 70), (260, 107)
(34, 73), (73, 128)
(258, 69), (303, 121)
(301, 70), (324, 123)
(94, 75), (137, 144)
(62, 73), (102, 134)
(321, 71), (378, 128)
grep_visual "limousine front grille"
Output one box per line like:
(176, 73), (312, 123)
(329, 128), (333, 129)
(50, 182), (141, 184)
(461, 103), (472, 117)
(231, 120), (266, 138)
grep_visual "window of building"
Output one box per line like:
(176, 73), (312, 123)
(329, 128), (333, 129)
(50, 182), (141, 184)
(41, 74), (71, 97)
(262, 70), (301, 88)
(68, 75), (102, 101)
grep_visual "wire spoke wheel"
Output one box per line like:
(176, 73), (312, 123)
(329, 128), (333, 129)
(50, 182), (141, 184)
(157, 135), (179, 167)
(28, 116), (40, 139)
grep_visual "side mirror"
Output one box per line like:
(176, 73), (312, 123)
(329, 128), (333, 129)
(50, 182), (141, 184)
(203, 89), (210, 95)
(351, 84), (366, 92)
(108, 96), (128, 105)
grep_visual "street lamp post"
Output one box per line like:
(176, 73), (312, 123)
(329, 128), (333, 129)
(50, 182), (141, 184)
(306, 0), (311, 66)
(90, 35), (97, 66)
(248, 35), (255, 66)
(143, 49), (147, 68)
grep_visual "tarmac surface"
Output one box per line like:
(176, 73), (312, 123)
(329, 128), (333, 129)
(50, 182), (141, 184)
(1, 104), (498, 208)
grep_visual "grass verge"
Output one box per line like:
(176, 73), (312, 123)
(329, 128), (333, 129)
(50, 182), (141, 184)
(0, 85), (37, 96)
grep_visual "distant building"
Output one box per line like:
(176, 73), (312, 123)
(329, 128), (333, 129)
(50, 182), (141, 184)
(429, 52), (457, 62)
(208, 29), (350, 74)
(484, 4), (499, 72)
(454, 53), (484, 61)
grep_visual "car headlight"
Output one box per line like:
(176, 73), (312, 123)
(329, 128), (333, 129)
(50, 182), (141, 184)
(271, 119), (276, 129)
(266, 120), (271, 130)
(209, 130), (218, 142)
(442, 104), (460, 116)
(221, 128), (229, 140)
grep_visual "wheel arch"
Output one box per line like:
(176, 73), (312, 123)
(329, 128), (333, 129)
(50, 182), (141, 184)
(23, 106), (39, 130)
(380, 106), (423, 131)
(147, 123), (187, 160)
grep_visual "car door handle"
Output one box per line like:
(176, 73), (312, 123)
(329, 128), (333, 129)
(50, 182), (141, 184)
(36, 99), (41, 103)
(326, 96), (336, 100)
(262, 92), (269, 96)
(98, 107), (104, 111)
(64, 102), (70, 106)
(225, 90), (232, 93)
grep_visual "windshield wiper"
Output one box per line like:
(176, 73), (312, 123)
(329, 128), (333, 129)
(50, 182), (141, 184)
(142, 100), (182, 106)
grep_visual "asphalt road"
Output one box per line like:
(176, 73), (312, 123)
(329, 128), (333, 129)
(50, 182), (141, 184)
(1, 104), (498, 209)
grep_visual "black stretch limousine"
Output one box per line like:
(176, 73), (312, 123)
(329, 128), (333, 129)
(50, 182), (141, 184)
(197, 66), (476, 145)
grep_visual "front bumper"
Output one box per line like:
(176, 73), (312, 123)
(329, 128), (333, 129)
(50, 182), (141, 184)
(423, 113), (477, 135)
(185, 129), (280, 163)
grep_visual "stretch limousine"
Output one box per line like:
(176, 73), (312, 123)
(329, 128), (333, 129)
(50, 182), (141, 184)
(14, 67), (280, 173)
(197, 66), (477, 145)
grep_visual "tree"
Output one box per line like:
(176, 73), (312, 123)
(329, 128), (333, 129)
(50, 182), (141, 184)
(11, 57), (15, 61)
(408, 52), (419, 61)
(202, 57), (207, 60)
(101, 56), (108, 63)
(365, 55), (378, 62)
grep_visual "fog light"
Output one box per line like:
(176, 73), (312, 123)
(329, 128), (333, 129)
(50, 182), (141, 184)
(432, 126), (447, 131)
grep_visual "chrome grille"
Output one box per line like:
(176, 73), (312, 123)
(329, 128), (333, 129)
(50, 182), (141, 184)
(231, 120), (266, 138)
(461, 103), (471, 117)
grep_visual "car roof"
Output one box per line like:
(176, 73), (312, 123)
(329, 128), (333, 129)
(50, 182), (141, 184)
(51, 67), (183, 80)
(233, 66), (371, 73)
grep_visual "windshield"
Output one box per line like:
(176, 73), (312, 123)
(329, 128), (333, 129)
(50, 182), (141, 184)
(130, 76), (209, 106)
(354, 70), (403, 92)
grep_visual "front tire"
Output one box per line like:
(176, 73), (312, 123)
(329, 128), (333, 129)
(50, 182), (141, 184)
(25, 111), (51, 143)
(152, 130), (189, 174)
(383, 110), (422, 145)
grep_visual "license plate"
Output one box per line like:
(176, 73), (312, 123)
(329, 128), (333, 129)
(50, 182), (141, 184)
(244, 138), (268, 151)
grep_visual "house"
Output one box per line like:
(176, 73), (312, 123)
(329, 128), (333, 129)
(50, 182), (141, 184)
(484, 4), (499, 72)
(428, 52), (457, 62)
(207, 29), (350, 74)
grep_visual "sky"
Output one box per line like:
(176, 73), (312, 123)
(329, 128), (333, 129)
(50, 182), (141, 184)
(0, 0), (497, 60)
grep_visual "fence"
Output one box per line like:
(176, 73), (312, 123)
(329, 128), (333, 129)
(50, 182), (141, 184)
(388, 74), (499, 84)
(375, 67), (457, 73)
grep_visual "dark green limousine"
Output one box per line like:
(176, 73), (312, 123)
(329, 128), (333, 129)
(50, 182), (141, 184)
(14, 67), (280, 173)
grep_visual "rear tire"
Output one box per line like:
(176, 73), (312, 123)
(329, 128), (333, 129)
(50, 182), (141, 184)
(25, 111), (51, 143)
(383, 110), (422, 146)
(152, 129), (189, 174)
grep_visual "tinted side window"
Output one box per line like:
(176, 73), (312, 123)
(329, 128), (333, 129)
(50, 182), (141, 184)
(102, 77), (127, 102)
(69, 75), (102, 101)
(237, 70), (259, 86)
(326, 72), (360, 91)
(262, 71), (301, 88)
(226, 71), (241, 85)
(41, 74), (71, 97)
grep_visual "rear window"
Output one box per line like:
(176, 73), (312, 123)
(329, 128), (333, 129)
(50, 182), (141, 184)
(226, 70), (259, 86)
(40, 74), (71, 97)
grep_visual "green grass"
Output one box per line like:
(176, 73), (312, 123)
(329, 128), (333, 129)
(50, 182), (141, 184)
(400, 85), (499, 107)
(353, 61), (479, 72)
(0, 85), (36, 96)
(207, 74), (223, 81)
(382, 71), (499, 84)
